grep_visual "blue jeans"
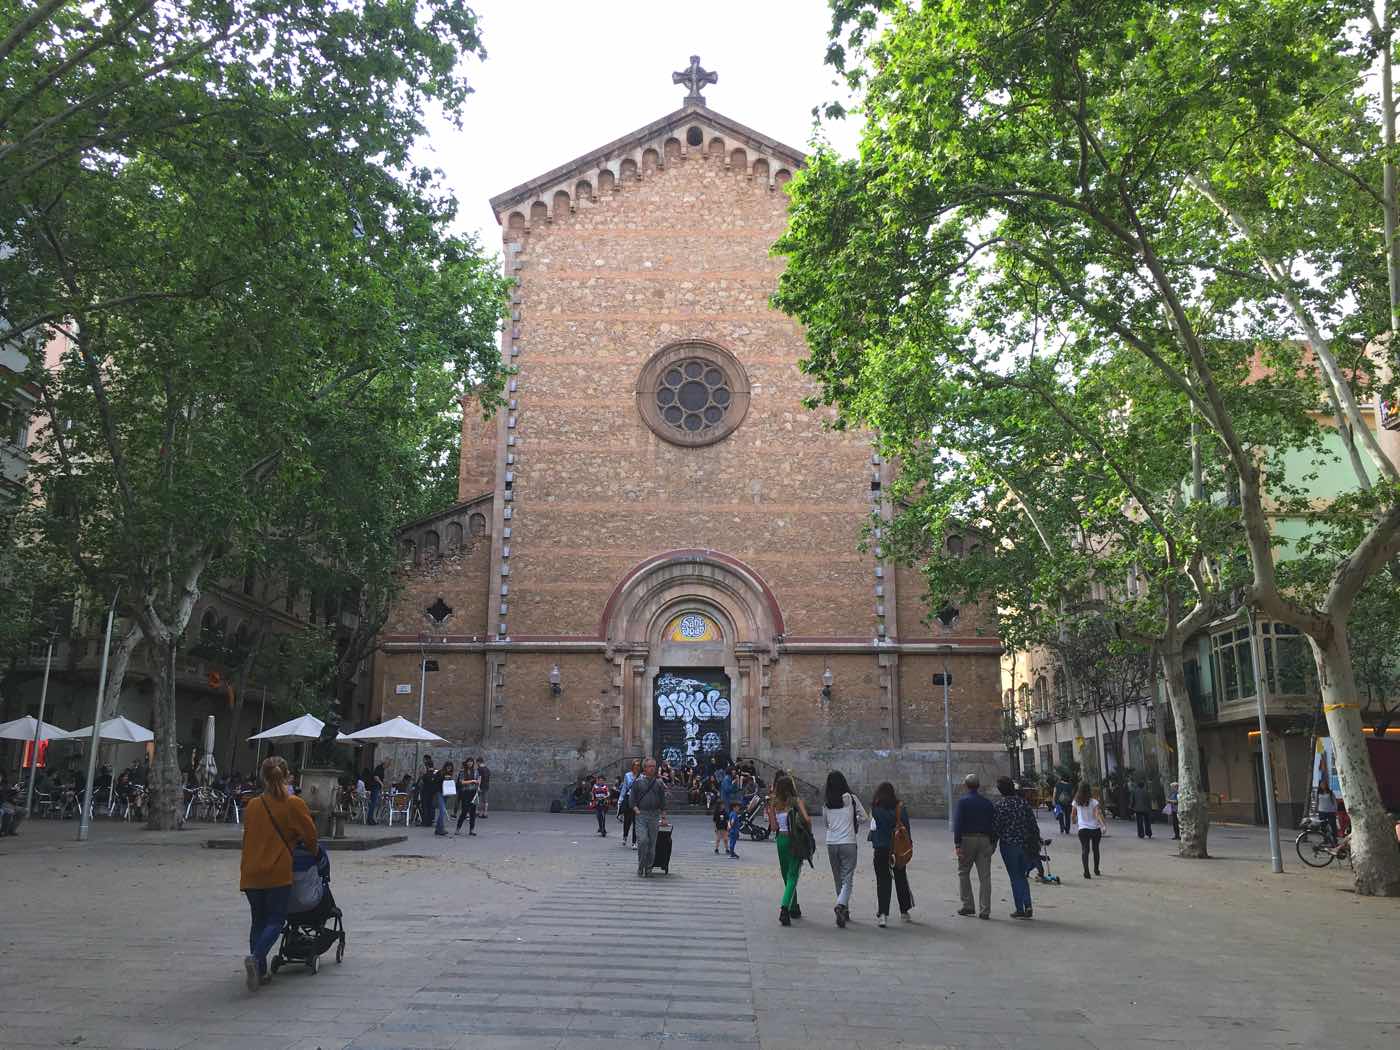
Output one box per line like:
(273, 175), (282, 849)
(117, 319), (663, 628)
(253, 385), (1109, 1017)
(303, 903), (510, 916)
(435, 795), (447, 833)
(245, 885), (291, 974)
(368, 786), (380, 824)
(999, 842), (1033, 913)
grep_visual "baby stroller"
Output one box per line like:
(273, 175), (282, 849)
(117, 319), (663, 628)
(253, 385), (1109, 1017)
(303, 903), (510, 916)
(738, 792), (770, 841)
(271, 846), (346, 975)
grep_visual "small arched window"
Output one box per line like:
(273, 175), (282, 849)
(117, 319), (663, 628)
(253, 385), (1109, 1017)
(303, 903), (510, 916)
(422, 530), (440, 558)
(468, 513), (487, 537)
(199, 609), (220, 646)
(946, 535), (964, 557)
(446, 522), (463, 549)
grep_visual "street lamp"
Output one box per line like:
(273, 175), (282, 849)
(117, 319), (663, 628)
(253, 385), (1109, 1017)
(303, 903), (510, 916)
(415, 651), (439, 769)
(549, 664), (561, 697)
(933, 645), (954, 830)
(1244, 605), (1284, 874)
(821, 666), (833, 703)
(78, 589), (120, 843)
(24, 632), (58, 818)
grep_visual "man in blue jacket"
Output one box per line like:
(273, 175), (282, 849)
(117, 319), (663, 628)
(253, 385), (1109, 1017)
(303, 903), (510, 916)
(953, 772), (997, 919)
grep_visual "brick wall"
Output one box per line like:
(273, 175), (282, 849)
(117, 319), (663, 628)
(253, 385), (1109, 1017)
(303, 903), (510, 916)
(504, 150), (878, 641)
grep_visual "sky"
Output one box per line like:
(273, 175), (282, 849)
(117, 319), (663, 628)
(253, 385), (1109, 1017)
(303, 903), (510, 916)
(418, 0), (864, 249)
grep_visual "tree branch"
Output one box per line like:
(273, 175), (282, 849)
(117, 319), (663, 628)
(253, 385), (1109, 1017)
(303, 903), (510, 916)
(1186, 173), (1400, 486)
(0, 0), (65, 67)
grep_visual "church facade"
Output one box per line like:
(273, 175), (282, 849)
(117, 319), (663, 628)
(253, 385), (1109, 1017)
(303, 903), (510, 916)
(371, 63), (1007, 811)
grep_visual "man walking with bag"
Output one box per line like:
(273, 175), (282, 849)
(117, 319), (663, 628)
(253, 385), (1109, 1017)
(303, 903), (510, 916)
(953, 773), (997, 920)
(631, 757), (667, 877)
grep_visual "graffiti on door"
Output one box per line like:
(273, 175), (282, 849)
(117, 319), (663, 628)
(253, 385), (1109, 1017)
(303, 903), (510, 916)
(653, 669), (731, 768)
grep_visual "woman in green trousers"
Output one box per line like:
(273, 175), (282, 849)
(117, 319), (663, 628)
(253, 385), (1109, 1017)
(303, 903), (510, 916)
(767, 773), (811, 926)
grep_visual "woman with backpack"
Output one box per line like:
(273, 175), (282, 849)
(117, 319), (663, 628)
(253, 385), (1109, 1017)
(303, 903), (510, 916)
(823, 770), (869, 928)
(868, 781), (914, 927)
(766, 773), (812, 927)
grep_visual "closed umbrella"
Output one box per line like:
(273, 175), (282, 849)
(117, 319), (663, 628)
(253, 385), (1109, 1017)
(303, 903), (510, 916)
(200, 715), (218, 783)
(61, 715), (153, 743)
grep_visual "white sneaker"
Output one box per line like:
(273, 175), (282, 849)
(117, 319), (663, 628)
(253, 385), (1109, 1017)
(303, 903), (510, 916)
(901, 912), (914, 923)
(243, 956), (259, 992)
(877, 915), (887, 928)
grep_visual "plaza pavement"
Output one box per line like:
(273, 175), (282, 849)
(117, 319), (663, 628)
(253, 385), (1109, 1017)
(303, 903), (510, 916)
(0, 809), (1396, 1050)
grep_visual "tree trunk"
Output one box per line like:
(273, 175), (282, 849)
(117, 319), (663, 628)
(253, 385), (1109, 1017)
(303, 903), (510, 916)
(1311, 632), (1400, 896)
(100, 625), (141, 719)
(1160, 647), (1210, 858)
(145, 633), (182, 831)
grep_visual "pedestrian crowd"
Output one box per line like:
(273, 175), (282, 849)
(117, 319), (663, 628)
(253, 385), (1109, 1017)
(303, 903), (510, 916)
(585, 757), (1172, 929)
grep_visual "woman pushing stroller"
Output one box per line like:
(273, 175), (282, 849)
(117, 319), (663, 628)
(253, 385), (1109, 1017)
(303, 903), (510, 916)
(239, 756), (317, 991)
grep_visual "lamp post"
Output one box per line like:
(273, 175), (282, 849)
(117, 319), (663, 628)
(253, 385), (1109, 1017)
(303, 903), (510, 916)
(549, 664), (561, 697)
(78, 590), (120, 842)
(820, 666), (833, 703)
(24, 633), (56, 817)
(933, 646), (953, 829)
(1244, 605), (1284, 873)
(414, 650), (438, 769)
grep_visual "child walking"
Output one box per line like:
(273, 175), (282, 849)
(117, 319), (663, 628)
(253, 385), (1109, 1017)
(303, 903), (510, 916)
(726, 800), (742, 857)
(592, 773), (611, 837)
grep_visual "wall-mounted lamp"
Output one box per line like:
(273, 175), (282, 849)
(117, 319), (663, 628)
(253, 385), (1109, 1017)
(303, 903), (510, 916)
(821, 666), (833, 703)
(549, 664), (561, 697)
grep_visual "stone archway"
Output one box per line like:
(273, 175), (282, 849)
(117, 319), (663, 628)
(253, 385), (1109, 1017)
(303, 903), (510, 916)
(602, 551), (782, 757)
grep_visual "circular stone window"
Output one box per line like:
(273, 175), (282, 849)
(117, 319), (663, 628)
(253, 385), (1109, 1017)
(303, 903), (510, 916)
(636, 340), (750, 447)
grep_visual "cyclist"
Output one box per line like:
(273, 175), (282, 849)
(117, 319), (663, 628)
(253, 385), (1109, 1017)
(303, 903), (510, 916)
(1316, 782), (1339, 845)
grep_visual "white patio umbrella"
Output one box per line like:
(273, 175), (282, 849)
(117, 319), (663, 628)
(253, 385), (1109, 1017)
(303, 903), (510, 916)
(247, 713), (346, 742)
(61, 715), (154, 743)
(0, 715), (70, 741)
(343, 715), (449, 744)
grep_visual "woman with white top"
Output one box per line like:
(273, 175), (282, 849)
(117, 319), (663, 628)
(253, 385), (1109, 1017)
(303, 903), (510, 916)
(1073, 782), (1106, 878)
(822, 770), (869, 928)
(766, 773), (810, 927)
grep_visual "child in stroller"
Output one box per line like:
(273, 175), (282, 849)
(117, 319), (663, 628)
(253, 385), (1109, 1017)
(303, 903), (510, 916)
(270, 845), (346, 975)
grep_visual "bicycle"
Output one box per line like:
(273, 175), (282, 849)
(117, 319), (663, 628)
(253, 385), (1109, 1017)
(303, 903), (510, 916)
(1296, 816), (1351, 868)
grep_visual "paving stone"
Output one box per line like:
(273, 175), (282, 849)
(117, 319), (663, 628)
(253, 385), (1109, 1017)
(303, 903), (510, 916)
(2, 813), (1398, 1050)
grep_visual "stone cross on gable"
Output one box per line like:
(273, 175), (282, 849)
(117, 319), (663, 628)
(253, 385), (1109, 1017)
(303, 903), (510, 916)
(673, 55), (717, 105)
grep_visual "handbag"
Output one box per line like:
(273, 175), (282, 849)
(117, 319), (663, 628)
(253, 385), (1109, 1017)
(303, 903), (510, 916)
(891, 802), (914, 867)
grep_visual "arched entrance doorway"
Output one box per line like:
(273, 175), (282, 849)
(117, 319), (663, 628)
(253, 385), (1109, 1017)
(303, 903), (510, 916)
(601, 551), (783, 758)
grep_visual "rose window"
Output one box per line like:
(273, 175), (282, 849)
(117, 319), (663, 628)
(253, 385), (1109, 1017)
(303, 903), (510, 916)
(637, 341), (750, 448)
(656, 359), (732, 434)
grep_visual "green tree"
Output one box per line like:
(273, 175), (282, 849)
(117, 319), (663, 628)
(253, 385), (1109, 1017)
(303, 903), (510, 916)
(781, 0), (1400, 892)
(3, 1), (508, 829)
